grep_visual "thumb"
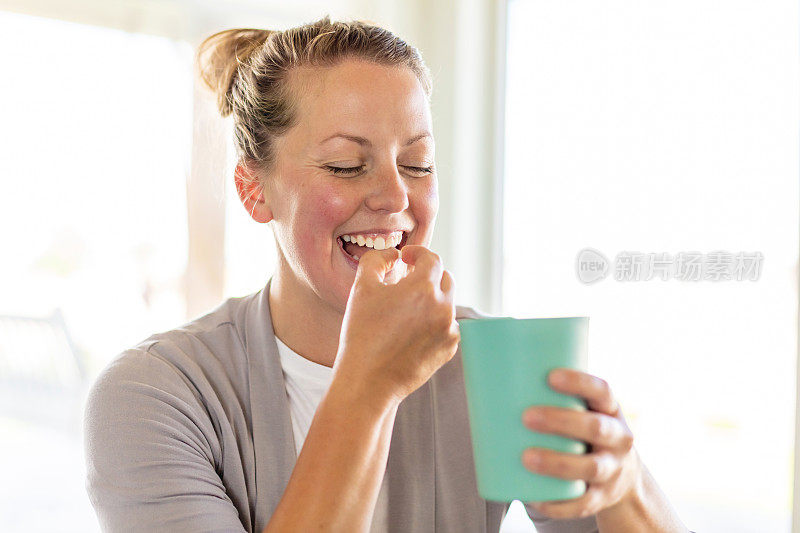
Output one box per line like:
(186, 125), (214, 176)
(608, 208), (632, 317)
(355, 247), (401, 285)
(399, 244), (433, 275)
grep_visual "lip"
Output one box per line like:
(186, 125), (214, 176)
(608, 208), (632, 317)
(337, 228), (411, 238)
(338, 238), (360, 269)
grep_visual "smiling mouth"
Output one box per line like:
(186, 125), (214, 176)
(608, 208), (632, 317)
(337, 231), (409, 262)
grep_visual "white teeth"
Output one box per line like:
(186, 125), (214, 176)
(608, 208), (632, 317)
(340, 231), (405, 250)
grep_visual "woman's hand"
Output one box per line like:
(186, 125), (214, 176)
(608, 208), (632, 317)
(521, 368), (643, 519)
(333, 245), (460, 405)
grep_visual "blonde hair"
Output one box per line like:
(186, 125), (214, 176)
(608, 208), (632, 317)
(196, 16), (433, 186)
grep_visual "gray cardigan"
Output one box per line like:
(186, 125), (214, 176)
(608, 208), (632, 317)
(84, 277), (599, 532)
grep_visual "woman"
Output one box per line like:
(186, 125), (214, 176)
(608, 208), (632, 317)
(84, 16), (689, 532)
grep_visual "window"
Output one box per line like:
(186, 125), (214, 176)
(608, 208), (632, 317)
(503, 1), (797, 531)
(0, 12), (192, 530)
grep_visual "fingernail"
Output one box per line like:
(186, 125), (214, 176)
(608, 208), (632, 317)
(524, 409), (543, 427)
(550, 369), (568, 386)
(524, 450), (541, 468)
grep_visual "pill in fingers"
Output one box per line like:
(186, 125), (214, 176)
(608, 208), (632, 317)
(356, 248), (401, 284)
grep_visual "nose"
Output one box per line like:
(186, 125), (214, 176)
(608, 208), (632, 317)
(364, 163), (409, 213)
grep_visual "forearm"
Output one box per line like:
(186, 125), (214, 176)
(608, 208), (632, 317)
(263, 376), (399, 532)
(597, 449), (688, 533)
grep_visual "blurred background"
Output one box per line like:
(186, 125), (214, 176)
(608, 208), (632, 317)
(0, 0), (797, 532)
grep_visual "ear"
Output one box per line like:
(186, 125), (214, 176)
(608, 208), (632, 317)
(234, 162), (273, 223)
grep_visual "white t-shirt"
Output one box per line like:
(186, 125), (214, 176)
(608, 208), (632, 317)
(275, 335), (389, 531)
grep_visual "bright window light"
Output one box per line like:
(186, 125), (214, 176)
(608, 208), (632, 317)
(503, 1), (797, 532)
(223, 130), (279, 298)
(0, 11), (192, 531)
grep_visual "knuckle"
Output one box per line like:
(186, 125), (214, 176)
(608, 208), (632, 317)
(589, 416), (607, 441)
(419, 280), (438, 300)
(586, 457), (601, 479)
(432, 312), (449, 331)
(621, 431), (635, 451)
(451, 333), (461, 350)
(442, 290), (456, 307)
(594, 376), (611, 396)
(441, 306), (453, 323)
(586, 490), (604, 516)
(411, 283), (437, 307)
(427, 282), (440, 300)
(449, 322), (461, 343)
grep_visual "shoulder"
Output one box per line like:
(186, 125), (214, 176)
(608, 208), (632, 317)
(85, 291), (261, 429)
(83, 343), (224, 483)
(114, 292), (259, 383)
(83, 296), (258, 474)
(141, 291), (257, 353)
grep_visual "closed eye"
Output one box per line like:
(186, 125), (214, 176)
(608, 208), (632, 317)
(403, 165), (434, 176)
(325, 165), (366, 176)
(324, 164), (434, 177)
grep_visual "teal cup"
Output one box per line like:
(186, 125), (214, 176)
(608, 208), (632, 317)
(457, 316), (590, 503)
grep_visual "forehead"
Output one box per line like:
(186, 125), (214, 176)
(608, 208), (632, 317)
(286, 59), (432, 141)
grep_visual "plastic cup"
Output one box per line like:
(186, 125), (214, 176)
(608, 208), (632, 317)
(457, 316), (589, 502)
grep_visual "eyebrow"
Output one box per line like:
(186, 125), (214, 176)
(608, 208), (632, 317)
(320, 132), (432, 147)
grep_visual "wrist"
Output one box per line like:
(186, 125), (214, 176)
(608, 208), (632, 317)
(328, 368), (402, 417)
(598, 447), (646, 521)
(332, 351), (406, 410)
(596, 448), (688, 533)
(622, 447), (646, 508)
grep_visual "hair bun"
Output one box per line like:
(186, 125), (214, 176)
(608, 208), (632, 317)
(196, 28), (273, 117)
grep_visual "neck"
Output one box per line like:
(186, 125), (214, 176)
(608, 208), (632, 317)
(268, 260), (344, 368)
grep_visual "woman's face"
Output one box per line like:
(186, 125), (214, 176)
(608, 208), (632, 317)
(261, 58), (438, 313)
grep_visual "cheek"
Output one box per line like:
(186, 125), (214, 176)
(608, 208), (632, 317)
(306, 183), (354, 225)
(412, 180), (439, 225)
(292, 183), (355, 249)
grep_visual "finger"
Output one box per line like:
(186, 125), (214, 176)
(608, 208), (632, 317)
(400, 245), (444, 287)
(449, 318), (461, 343)
(522, 448), (617, 483)
(355, 247), (401, 285)
(522, 406), (634, 450)
(440, 270), (459, 335)
(526, 485), (604, 520)
(440, 269), (455, 301)
(547, 369), (620, 416)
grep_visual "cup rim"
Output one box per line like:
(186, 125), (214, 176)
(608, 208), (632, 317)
(456, 316), (589, 323)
